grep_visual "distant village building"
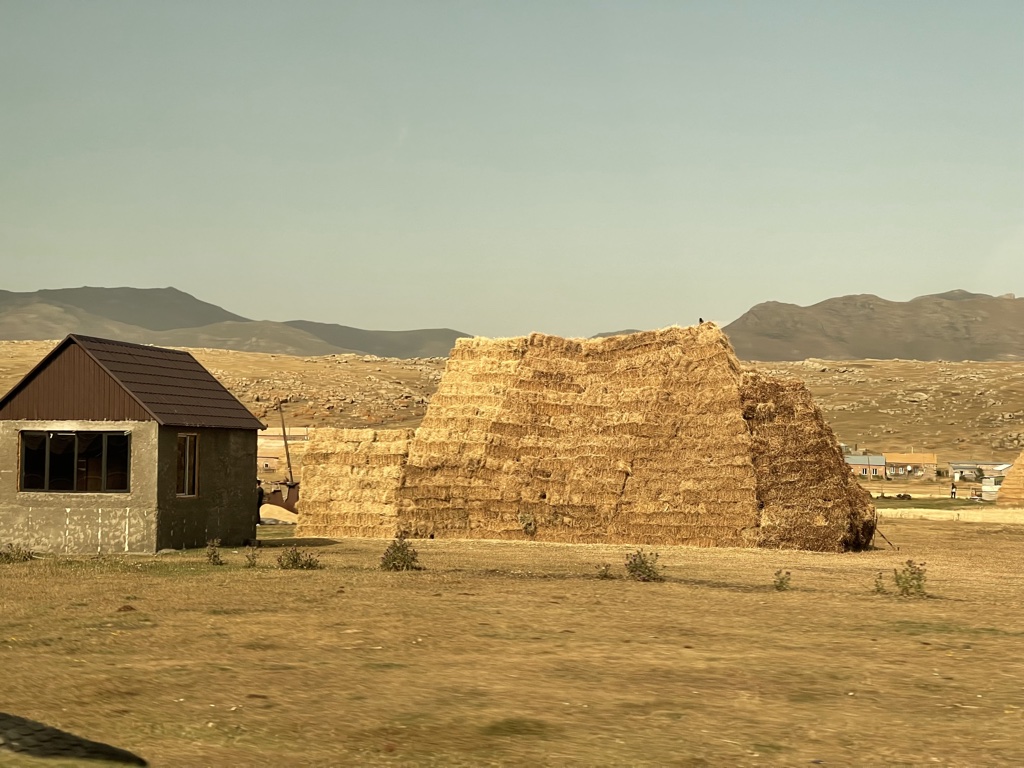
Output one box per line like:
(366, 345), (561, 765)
(884, 453), (938, 478)
(845, 454), (887, 478)
(0, 335), (264, 554)
(949, 460), (1010, 483)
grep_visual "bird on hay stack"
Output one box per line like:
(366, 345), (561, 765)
(0, 712), (147, 765)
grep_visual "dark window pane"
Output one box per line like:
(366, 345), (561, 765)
(21, 433), (46, 490)
(48, 434), (76, 491)
(176, 435), (188, 494)
(105, 434), (130, 492)
(76, 433), (104, 492)
(187, 435), (198, 495)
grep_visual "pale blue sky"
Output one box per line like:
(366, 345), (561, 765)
(1, 1), (1021, 336)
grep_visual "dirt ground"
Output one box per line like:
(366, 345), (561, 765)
(3, 518), (1024, 767)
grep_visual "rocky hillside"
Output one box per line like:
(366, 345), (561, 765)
(762, 358), (1024, 461)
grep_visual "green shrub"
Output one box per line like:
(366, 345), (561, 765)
(0, 543), (34, 563)
(380, 534), (422, 571)
(244, 546), (260, 569)
(893, 560), (927, 597)
(277, 546), (323, 570)
(873, 571), (888, 594)
(595, 563), (615, 580)
(517, 513), (537, 536)
(624, 549), (664, 582)
(205, 539), (224, 566)
(773, 569), (792, 591)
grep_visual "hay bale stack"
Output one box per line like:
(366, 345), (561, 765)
(296, 325), (875, 551)
(740, 372), (875, 550)
(397, 324), (874, 551)
(997, 452), (1024, 507)
(296, 428), (412, 538)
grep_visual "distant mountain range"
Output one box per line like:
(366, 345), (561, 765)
(0, 287), (469, 358)
(722, 290), (1024, 361)
(1, 287), (1021, 361)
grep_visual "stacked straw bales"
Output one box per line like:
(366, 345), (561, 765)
(298, 325), (875, 551)
(739, 372), (876, 550)
(297, 428), (413, 538)
(997, 453), (1024, 507)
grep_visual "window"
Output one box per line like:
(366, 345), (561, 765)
(19, 431), (131, 492)
(871, 468), (879, 476)
(861, 468), (868, 475)
(176, 434), (199, 496)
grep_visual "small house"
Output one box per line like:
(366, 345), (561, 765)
(884, 452), (938, 478)
(0, 335), (264, 554)
(844, 454), (887, 478)
(949, 460), (1009, 483)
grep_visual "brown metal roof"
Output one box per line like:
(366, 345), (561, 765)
(0, 335), (265, 430)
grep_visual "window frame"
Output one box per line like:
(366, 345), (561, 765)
(176, 433), (200, 497)
(18, 430), (132, 493)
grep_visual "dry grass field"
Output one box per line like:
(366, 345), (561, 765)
(3, 519), (1024, 767)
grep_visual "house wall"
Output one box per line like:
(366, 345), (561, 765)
(0, 420), (160, 554)
(886, 463), (938, 477)
(155, 426), (258, 549)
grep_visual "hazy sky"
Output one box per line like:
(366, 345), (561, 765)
(1, 1), (1022, 337)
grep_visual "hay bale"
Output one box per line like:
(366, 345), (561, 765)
(296, 428), (413, 539)
(739, 371), (875, 550)
(997, 452), (1024, 507)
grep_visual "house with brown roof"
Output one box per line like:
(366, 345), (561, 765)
(884, 452), (938, 478)
(0, 335), (264, 553)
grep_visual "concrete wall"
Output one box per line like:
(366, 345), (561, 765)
(0, 420), (160, 554)
(155, 426), (258, 549)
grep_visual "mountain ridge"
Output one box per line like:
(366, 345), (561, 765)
(0, 287), (467, 358)
(722, 290), (1024, 361)
(3, 287), (1021, 361)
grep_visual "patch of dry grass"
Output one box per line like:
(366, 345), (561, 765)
(2, 520), (1024, 766)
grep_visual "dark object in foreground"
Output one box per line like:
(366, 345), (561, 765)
(0, 712), (147, 765)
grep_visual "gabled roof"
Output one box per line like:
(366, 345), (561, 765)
(844, 455), (886, 466)
(884, 452), (938, 465)
(0, 334), (265, 430)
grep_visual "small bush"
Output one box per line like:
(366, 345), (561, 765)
(0, 543), (34, 563)
(277, 546), (323, 570)
(595, 563), (615, 580)
(773, 569), (792, 591)
(893, 560), (927, 597)
(205, 539), (224, 566)
(244, 546), (260, 569)
(517, 513), (537, 536)
(873, 571), (888, 594)
(380, 534), (422, 571)
(624, 549), (664, 582)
